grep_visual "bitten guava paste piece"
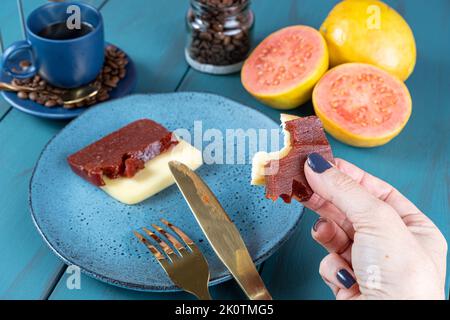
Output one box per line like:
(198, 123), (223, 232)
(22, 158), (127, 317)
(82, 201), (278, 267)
(67, 119), (178, 186)
(252, 115), (334, 203)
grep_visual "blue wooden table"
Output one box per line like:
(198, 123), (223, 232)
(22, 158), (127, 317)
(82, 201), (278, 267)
(0, 0), (448, 300)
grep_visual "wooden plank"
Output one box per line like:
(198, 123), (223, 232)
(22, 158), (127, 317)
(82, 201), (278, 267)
(259, 212), (333, 300)
(0, 0), (186, 299)
(0, 101), (11, 119)
(97, 0), (189, 93)
(0, 0), (70, 300)
(0, 111), (66, 299)
(50, 272), (246, 300)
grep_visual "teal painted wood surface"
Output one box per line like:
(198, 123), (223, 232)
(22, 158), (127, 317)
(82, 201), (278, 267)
(0, 0), (72, 299)
(0, 101), (10, 119)
(49, 271), (247, 300)
(0, 110), (65, 299)
(98, 0), (189, 93)
(0, 0), (448, 300)
(0, 0), (188, 299)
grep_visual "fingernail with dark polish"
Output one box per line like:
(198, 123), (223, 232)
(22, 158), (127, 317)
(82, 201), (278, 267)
(307, 153), (332, 174)
(337, 269), (356, 289)
(313, 217), (327, 232)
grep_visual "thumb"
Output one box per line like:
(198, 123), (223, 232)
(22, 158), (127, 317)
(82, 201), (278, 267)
(304, 153), (402, 232)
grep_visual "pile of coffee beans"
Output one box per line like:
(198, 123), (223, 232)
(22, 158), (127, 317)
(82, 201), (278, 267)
(187, 0), (253, 66)
(13, 45), (128, 109)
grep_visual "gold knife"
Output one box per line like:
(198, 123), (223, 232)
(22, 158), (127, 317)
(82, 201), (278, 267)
(168, 161), (272, 300)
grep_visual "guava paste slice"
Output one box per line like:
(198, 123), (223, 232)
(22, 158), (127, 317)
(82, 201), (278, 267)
(265, 116), (334, 203)
(67, 119), (178, 186)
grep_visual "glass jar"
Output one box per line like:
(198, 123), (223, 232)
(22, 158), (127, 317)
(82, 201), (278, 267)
(185, 0), (254, 74)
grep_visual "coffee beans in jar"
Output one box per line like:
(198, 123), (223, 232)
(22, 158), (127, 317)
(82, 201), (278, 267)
(186, 0), (254, 74)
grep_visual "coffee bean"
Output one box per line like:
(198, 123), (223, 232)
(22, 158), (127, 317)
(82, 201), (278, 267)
(45, 100), (57, 108)
(211, 45), (222, 53)
(212, 23), (223, 32)
(234, 32), (244, 40)
(214, 32), (225, 40)
(36, 97), (46, 105)
(20, 60), (31, 69)
(29, 92), (38, 101)
(190, 47), (200, 55)
(105, 76), (119, 88)
(18, 91), (28, 99)
(199, 32), (213, 41)
(63, 104), (74, 109)
(199, 41), (209, 50)
(98, 92), (110, 102)
(223, 36), (231, 45)
(107, 60), (118, 69)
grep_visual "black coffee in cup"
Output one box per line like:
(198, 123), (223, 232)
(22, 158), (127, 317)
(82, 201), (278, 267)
(2, 2), (105, 88)
(38, 21), (94, 40)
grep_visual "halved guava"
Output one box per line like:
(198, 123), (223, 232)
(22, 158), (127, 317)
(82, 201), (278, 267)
(312, 63), (412, 147)
(241, 25), (329, 110)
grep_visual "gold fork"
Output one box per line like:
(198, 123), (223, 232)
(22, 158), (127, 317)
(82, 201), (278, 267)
(134, 219), (212, 300)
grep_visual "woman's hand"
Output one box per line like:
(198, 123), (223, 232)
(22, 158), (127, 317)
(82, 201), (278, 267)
(303, 153), (447, 300)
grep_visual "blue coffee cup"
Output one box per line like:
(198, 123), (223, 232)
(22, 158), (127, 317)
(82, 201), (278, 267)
(1, 2), (104, 88)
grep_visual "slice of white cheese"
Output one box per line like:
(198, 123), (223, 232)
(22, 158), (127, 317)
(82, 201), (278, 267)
(101, 139), (203, 205)
(251, 114), (300, 185)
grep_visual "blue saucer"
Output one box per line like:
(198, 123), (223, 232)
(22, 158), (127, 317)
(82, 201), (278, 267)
(29, 92), (304, 292)
(0, 44), (137, 120)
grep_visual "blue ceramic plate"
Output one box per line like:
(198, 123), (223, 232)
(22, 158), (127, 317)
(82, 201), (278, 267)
(29, 92), (303, 292)
(0, 44), (137, 120)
